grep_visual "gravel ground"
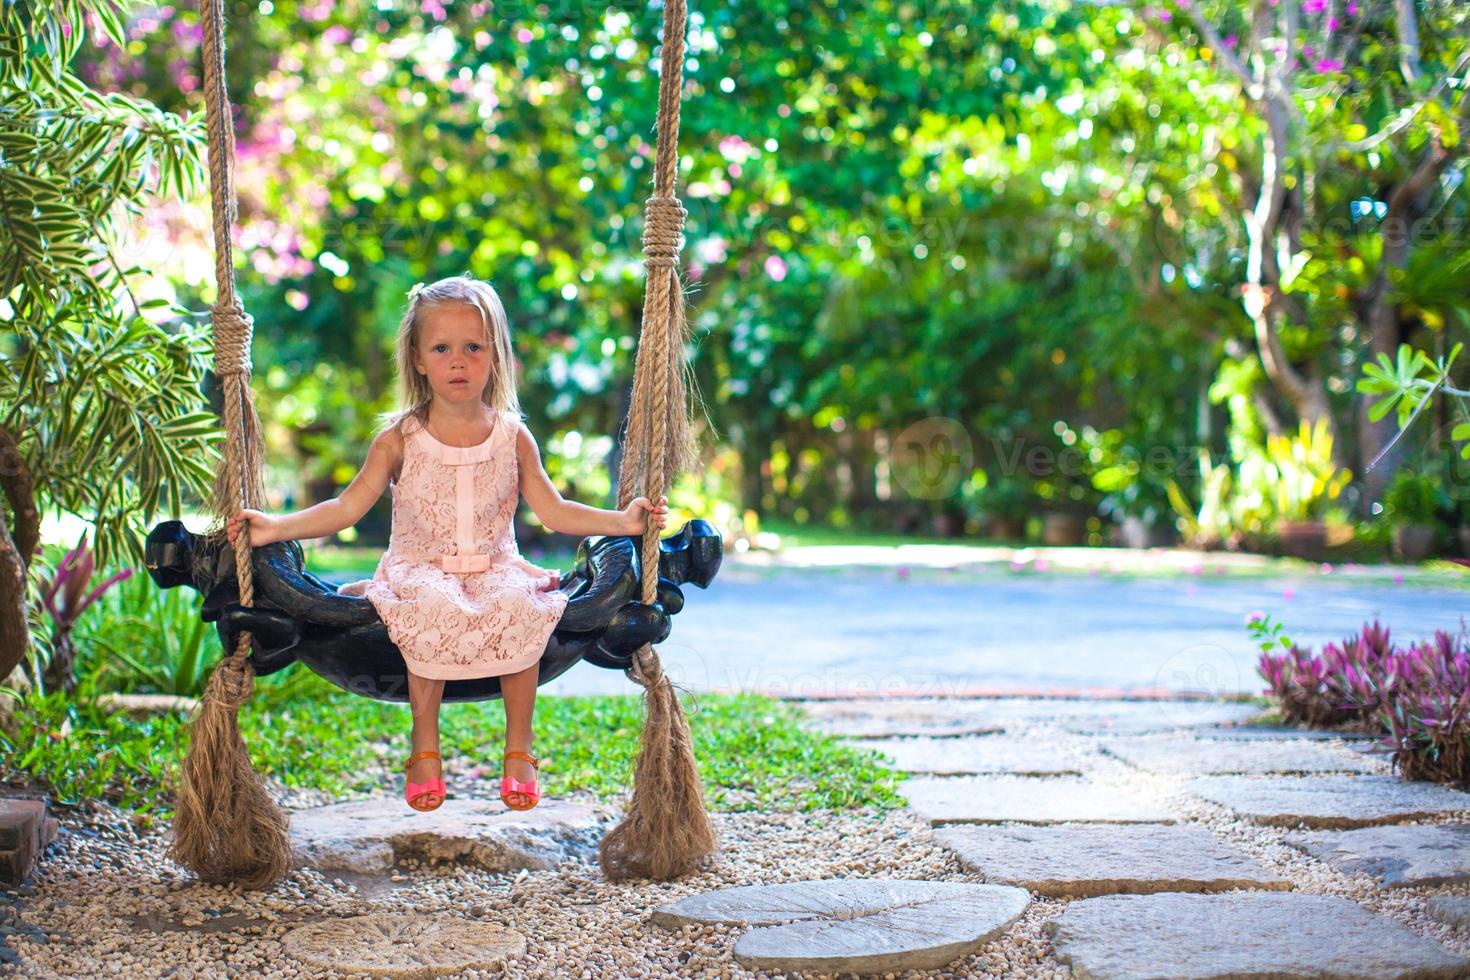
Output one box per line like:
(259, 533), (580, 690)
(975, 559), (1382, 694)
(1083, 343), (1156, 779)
(3, 721), (1469, 979)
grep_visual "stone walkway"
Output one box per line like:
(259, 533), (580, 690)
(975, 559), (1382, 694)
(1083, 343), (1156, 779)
(774, 693), (1470, 977)
(7, 693), (1470, 977)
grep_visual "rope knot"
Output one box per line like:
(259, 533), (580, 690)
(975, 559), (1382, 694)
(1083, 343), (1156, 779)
(211, 299), (255, 376)
(625, 644), (665, 688)
(641, 196), (687, 269)
(204, 651), (255, 710)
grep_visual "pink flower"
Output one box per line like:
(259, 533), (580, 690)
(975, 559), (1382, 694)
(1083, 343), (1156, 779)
(1282, 587), (1295, 600)
(1346, 0), (1359, 13)
(1035, 558), (1049, 572)
(1245, 610), (1266, 624)
(1302, 0), (1327, 13)
(718, 135), (756, 165)
(897, 566), (910, 580)
(1319, 562), (1334, 574)
(764, 255), (787, 282)
(1393, 573), (1405, 585)
(1327, 15), (1340, 30)
(1313, 57), (1343, 72)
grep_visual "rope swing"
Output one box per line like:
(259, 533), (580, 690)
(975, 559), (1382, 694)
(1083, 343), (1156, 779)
(170, 0), (715, 888)
(598, 0), (717, 883)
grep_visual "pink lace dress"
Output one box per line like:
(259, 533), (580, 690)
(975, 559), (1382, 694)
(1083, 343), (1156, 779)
(337, 408), (569, 680)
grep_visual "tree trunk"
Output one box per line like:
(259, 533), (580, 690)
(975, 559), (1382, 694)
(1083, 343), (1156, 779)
(0, 425), (40, 684)
(1356, 140), (1455, 505)
(0, 509), (29, 686)
(1242, 99), (1336, 449)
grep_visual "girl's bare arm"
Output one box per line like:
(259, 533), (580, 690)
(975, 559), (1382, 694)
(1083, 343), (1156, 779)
(233, 428), (402, 545)
(514, 423), (663, 536)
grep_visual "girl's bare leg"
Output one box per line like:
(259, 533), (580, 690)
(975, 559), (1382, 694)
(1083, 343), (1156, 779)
(407, 669), (446, 800)
(500, 661), (539, 797)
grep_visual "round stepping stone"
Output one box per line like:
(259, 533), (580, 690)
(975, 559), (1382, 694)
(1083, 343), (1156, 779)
(850, 735), (1093, 775)
(289, 797), (615, 873)
(1102, 735), (1380, 775)
(1283, 824), (1470, 888)
(901, 774), (1178, 826)
(934, 823), (1291, 897)
(282, 914), (525, 977)
(653, 878), (1029, 974)
(1187, 774), (1470, 828)
(1046, 892), (1470, 979)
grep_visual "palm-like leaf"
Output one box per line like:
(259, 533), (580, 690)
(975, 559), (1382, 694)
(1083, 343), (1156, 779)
(1, 0), (214, 577)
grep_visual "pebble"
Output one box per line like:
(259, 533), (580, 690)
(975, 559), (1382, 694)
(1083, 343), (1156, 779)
(0, 721), (1466, 978)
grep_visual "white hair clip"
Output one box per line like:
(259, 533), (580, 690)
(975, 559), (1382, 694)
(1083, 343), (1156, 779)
(406, 281), (426, 301)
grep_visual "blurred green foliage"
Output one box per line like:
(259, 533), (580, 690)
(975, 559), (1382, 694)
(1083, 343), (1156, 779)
(43, 0), (1470, 558)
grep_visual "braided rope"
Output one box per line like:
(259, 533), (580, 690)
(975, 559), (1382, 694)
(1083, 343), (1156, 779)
(168, 0), (291, 889)
(598, 0), (716, 881)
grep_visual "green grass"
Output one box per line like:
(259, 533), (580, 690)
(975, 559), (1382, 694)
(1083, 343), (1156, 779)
(0, 671), (901, 829)
(758, 517), (982, 549)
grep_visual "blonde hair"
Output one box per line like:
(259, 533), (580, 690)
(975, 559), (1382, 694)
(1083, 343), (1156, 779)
(377, 273), (523, 435)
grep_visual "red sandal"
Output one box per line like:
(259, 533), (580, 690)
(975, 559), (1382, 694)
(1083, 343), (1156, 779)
(500, 751), (540, 811)
(404, 750), (445, 812)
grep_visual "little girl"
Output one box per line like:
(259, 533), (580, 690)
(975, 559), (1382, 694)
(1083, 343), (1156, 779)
(226, 274), (666, 813)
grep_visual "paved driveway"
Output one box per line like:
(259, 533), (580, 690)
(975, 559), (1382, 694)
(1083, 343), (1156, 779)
(544, 561), (1470, 698)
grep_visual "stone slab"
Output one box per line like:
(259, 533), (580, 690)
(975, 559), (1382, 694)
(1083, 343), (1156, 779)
(1187, 774), (1470, 828)
(1427, 896), (1470, 930)
(798, 699), (1006, 738)
(799, 697), (1263, 739)
(1282, 823), (1470, 888)
(283, 914), (525, 977)
(289, 797), (614, 873)
(1053, 701), (1267, 734)
(1192, 724), (1379, 742)
(901, 775), (1177, 826)
(848, 735), (1094, 775)
(653, 878), (1029, 975)
(934, 822), (1291, 898)
(1101, 735), (1380, 775)
(1046, 891), (1470, 979)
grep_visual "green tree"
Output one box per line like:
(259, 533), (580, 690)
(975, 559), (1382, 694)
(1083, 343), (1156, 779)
(1153, 0), (1469, 503)
(0, 0), (214, 682)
